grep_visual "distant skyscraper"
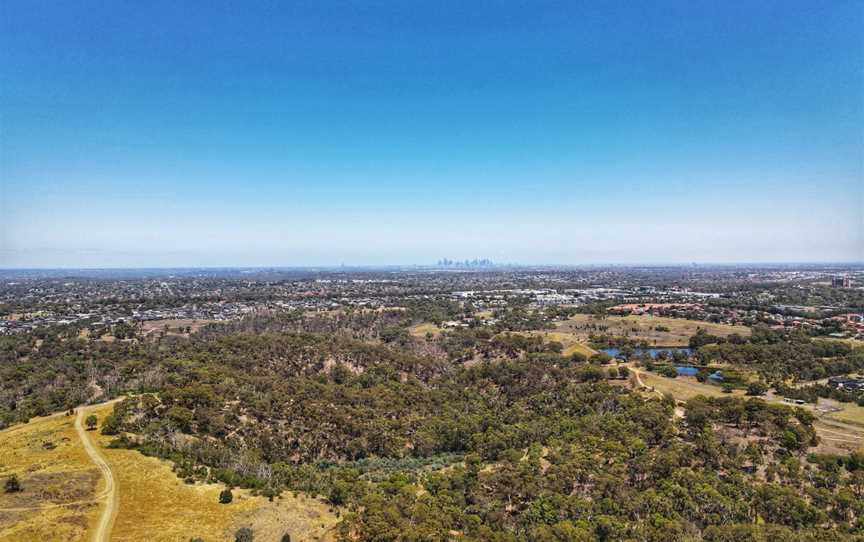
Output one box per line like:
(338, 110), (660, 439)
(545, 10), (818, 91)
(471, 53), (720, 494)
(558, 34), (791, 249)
(831, 276), (851, 288)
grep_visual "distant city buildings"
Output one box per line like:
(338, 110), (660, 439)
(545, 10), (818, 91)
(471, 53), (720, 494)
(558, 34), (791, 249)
(832, 275), (852, 288)
(436, 258), (494, 268)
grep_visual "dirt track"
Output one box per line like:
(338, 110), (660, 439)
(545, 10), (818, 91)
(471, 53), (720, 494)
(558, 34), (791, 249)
(76, 406), (117, 542)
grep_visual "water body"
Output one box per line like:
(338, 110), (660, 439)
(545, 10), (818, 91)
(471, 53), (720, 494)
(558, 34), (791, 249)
(674, 366), (724, 380)
(675, 366), (699, 376)
(602, 347), (692, 359)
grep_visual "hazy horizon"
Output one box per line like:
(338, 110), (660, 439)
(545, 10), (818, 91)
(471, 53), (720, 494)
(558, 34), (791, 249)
(2, 260), (863, 273)
(2, 1), (862, 268)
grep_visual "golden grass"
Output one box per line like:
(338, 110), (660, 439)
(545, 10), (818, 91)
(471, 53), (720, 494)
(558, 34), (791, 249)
(0, 411), (102, 542)
(563, 343), (598, 358)
(140, 318), (220, 338)
(409, 322), (442, 338)
(509, 331), (598, 358)
(556, 314), (750, 347)
(825, 402), (864, 428)
(1, 403), (339, 542)
(635, 370), (741, 401)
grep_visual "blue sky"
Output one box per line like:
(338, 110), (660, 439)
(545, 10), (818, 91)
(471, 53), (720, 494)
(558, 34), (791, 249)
(2, 0), (862, 267)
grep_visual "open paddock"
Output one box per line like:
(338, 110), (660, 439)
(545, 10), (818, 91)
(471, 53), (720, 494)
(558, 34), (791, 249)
(555, 314), (751, 347)
(140, 319), (221, 337)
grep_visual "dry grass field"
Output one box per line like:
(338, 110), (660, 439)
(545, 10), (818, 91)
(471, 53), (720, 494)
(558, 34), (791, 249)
(824, 401), (864, 427)
(0, 411), (102, 542)
(140, 318), (221, 338)
(1, 402), (339, 542)
(555, 314), (751, 347)
(408, 322), (442, 338)
(633, 368), (738, 401)
(513, 331), (598, 358)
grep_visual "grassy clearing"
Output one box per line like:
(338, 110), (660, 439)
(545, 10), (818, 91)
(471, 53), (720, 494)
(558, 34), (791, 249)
(823, 337), (864, 349)
(511, 331), (598, 358)
(635, 369), (741, 401)
(563, 342), (599, 358)
(409, 322), (442, 338)
(140, 318), (220, 338)
(556, 314), (750, 347)
(825, 402), (864, 428)
(0, 411), (102, 542)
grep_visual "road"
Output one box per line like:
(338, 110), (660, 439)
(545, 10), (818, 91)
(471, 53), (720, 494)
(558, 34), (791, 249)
(75, 406), (118, 542)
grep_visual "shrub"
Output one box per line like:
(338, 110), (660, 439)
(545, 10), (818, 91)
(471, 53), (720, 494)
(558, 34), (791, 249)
(234, 527), (254, 542)
(579, 365), (607, 382)
(590, 353), (613, 365)
(4, 475), (21, 493)
(570, 352), (587, 363)
(101, 414), (121, 435)
(747, 381), (769, 396)
(219, 488), (233, 504)
(660, 366), (678, 378)
(85, 414), (98, 430)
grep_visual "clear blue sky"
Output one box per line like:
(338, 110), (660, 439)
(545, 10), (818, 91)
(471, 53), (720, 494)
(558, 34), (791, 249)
(2, 0), (862, 267)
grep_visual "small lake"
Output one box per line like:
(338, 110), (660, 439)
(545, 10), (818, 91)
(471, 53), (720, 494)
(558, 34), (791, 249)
(676, 366), (699, 376)
(602, 347), (692, 359)
(675, 366), (724, 380)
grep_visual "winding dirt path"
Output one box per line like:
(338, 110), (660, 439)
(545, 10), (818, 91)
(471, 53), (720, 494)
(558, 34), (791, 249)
(628, 365), (664, 399)
(76, 406), (118, 542)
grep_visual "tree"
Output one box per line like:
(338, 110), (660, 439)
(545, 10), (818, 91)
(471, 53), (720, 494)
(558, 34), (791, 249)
(747, 381), (769, 396)
(590, 352), (613, 365)
(660, 366), (678, 378)
(101, 414), (121, 435)
(220, 488), (233, 504)
(85, 414), (98, 430)
(167, 405), (194, 432)
(619, 345), (635, 360)
(4, 474), (21, 493)
(280, 534), (291, 542)
(234, 527), (254, 542)
(328, 480), (351, 506)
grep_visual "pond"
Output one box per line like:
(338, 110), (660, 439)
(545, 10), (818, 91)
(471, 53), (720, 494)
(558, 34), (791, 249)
(674, 366), (724, 380)
(602, 347), (692, 359)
